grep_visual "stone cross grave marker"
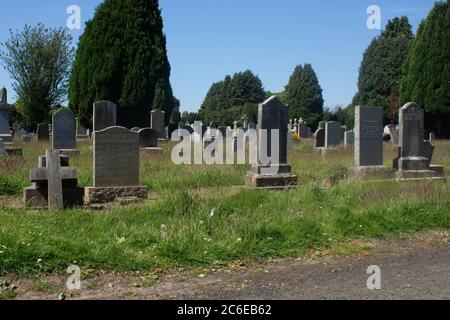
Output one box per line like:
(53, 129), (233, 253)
(46, 149), (64, 210)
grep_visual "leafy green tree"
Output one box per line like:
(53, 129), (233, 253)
(355, 17), (414, 121)
(69, 0), (174, 128)
(284, 63), (324, 127)
(400, 1), (450, 136)
(0, 24), (74, 126)
(200, 70), (265, 125)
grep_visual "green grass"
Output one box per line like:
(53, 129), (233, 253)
(0, 139), (449, 276)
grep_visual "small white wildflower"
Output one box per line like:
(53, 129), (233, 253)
(210, 208), (215, 217)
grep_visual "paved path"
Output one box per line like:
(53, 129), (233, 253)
(15, 232), (450, 300)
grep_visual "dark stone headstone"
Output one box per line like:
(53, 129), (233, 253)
(37, 123), (50, 142)
(52, 109), (76, 150)
(355, 106), (383, 166)
(138, 128), (158, 148)
(150, 109), (166, 139)
(314, 128), (325, 148)
(93, 100), (117, 132)
(395, 103), (429, 170)
(325, 121), (341, 148)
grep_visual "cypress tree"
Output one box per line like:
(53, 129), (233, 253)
(400, 1), (450, 136)
(68, 0), (174, 128)
(284, 63), (324, 127)
(200, 70), (265, 125)
(356, 17), (414, 121)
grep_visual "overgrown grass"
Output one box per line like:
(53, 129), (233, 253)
(0, 139), (449, 276)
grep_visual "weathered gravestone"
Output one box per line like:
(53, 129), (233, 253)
(139, 128), (158, 148)
(246, 96), (297, 188)
(24, 151), (83, 209)
(393, 103), (444, 179)
(314, 127), (325, 148)
(37, 123), (50, 142)
(52, 109), (77, 153)
(344, 131), (354, 148)
(299, 123), (309, 138)
(150, 109), (166, 139)
(0, 103), (13, 143)
(93, 101), (117, 132)
(325, 121), (342, 148)
(85, 126), (148, 204)
(348, 106), (392, 180)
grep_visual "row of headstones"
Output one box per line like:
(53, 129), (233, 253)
(351, 104), (443, 180)
(314, 121), (353, 149)
(288, 118), (313, 139)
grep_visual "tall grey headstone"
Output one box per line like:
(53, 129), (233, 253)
(52, 109), (76, 150)
(325, 121), (341, 148)
(150, 109), (166, 139)
(395, 103), (428, 171)
(37, 123), (50, 142)
(93, 100), (117, 132)
(257, 96), (288, 166)
(355, 106), (383, 166)
(93, 126), (140, 187)
(246, 96), (297, 187)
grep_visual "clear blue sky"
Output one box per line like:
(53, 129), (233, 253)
(0, 0), (436, 112)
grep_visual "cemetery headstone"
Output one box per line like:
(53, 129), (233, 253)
(325, 121), (341, 148)
(37, 123), (50, 142)
(24, 151), (83, 209)
(93, 100), (117, 132)
(139, 128), (159, 148)
(344, 130), (354, 148)
(150, 108), (166, 139)
(246, 96), (297, 188)
(393, 103), (444, 179)
(85, 126), (148, 204)
(348, 106), (392, 180)
(314, 128), (325, 148)
(52, 109), (77, 151)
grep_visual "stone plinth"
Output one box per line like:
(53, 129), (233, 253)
(85, 186), (148, 205)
